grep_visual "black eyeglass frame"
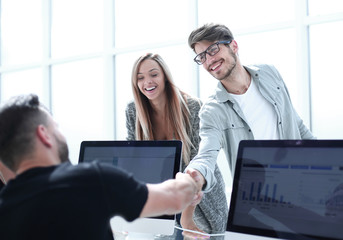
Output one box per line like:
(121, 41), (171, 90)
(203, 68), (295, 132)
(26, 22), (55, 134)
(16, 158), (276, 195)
(193, 40), (232, 65)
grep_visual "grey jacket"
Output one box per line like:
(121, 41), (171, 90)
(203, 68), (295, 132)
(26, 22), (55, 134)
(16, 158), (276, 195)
(187, 64), (315, 192)
(125, 96), (228, 233)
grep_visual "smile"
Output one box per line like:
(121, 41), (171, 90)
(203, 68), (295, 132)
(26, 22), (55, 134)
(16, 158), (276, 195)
(145, 86), (156, 91)
(210, 61), (222, 71)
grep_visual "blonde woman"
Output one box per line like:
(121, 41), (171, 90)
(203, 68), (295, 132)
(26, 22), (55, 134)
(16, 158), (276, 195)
(125, 53), (228, 235)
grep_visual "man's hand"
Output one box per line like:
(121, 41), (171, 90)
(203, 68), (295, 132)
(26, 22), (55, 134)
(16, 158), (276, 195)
(140, 172), (202, 218)
(186, 168), (205, 192)
(175, 172), (202, 206)
(184, 168), (205, 206)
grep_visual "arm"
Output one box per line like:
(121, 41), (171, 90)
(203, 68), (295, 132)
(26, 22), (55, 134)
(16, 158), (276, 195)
(139, 172), (200, 218)
(282, 78), (315, 139)
(180, 169), (206, 233)
(294, 110), (315, 139)
(184, 97), (206, 191)
(270, 64), (315, 140)
(185, 104), (222, 192)
(125, 102), (136, 141)
(178, 97), (207, 233)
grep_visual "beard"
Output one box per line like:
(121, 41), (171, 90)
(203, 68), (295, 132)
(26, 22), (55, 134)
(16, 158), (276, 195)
(222, 56), (237, 80)
(212, 47), (237, 81)
(53, 134), (70, 163)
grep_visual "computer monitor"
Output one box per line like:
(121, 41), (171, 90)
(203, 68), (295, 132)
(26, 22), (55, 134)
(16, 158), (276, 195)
(78, 140), (182, 237)
(226, 140), (343, 240)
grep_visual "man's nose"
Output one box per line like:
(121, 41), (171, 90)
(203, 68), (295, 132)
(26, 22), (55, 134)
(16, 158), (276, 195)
(205, 53), (215, 66)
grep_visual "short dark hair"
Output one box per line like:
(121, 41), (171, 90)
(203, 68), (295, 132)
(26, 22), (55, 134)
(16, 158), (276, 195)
(188, 23), (234, 51)
(0, 94), (48, 171)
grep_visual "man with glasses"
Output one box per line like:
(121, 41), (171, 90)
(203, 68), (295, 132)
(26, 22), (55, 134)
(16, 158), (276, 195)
(185, 23), (315, 196)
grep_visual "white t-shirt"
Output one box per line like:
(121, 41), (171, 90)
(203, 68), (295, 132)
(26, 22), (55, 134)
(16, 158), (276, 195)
(229, 78), (279, 139)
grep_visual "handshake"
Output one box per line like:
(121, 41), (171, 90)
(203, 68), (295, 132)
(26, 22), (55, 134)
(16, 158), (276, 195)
(175, 169), (205, 208)
(141, 168), (205, 218)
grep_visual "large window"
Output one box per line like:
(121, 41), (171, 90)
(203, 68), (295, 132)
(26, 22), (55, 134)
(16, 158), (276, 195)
(1, 1), (343, 188)
(310, 20), (343, 139)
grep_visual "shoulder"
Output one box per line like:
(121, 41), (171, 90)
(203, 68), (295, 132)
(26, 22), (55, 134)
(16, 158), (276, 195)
(55, 162), (100, 177)
(185, 95), (202, 113)
(125, 101), (136, 117)
(250, 63), (276, 70)
(61, 161), (134, 183)
(246, 64), (282, 79)
(126, 100), (136, 112)
(200, 94), (222, 113)
(196, 95), (232, 126)
(246, 64), (286, 91)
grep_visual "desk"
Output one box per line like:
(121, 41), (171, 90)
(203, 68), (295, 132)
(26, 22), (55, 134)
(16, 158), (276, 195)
(113, 227), (225, 240)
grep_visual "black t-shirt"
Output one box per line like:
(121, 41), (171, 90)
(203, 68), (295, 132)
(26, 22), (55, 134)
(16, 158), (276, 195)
(0, 180), (4, 191)
(0, 162), (148, 240)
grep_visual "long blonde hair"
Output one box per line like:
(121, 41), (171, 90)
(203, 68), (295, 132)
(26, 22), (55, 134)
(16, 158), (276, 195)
(131, 53), (193, 164)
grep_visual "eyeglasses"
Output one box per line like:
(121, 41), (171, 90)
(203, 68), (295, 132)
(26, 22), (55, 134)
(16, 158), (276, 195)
(193, 40), (232, 65)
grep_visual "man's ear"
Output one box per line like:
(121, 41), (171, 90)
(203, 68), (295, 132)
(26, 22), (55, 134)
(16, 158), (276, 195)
(231, 39), (239, 53)
(36, 125), (53, 147)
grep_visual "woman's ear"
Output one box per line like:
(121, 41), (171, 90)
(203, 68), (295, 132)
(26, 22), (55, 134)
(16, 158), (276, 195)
(36, 125), (53, 147)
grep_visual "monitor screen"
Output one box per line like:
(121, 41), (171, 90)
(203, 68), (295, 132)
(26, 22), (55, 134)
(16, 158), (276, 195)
(78, 140), (182, 236)
(227, 140), (343, 240)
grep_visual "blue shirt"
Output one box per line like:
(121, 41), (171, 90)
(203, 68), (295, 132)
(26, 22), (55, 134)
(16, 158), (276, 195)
(186, 64), (315, 192)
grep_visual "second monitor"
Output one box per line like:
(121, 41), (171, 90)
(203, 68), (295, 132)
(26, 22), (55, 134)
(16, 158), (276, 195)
(78, 140), (182, 236)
